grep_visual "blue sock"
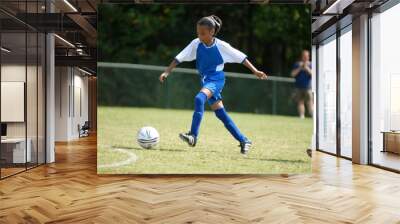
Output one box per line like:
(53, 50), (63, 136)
(190, 92), (207, 137)
(215, 107), (246, 143)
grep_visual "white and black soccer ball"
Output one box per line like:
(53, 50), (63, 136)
(137, 126), (159, 149)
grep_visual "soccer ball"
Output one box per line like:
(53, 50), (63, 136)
(137, 126), (160, 149)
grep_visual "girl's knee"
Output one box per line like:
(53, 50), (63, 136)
(195, 92), (207, 105)
(211, 100), (224, 111)
(200, 88), (213, 98)
(194, 92), (208, 113)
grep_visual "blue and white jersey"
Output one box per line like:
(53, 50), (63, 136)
(175, 38), (247, 81)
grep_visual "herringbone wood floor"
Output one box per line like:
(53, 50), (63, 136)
(1, 135), (400, 224)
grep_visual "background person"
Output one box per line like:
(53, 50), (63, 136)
(291, 50), (313, 119)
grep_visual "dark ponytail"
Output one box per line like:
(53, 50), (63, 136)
(210, 15), (222, 36)
(197, 15), (223, 36)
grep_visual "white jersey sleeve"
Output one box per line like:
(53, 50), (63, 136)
(217, 39), (247, 64)
(175, 38), (200, 63)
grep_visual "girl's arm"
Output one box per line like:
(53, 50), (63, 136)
(159, 59), (178, 83)
(243, 59), (268, 80)
(160, 39), (199, 83)
(217, 41), (267, 79)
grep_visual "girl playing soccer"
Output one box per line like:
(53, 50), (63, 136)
(159, 15), (267, 155)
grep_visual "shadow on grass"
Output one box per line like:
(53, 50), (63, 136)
(244, 157), (308, 164)
(111, 145), (141, 150)
(112, 145), (186, 152)
(157, 147), (186, 152)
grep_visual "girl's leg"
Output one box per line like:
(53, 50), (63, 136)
(190, 88), (212, 137)
(211, 100), (246, 143)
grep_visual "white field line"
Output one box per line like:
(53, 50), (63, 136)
(98, 147), (138, 169)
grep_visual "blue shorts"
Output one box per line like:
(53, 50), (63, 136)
(201, 79), (225, 105)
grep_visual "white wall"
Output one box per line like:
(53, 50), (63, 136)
(1, 65), (26, 140)
(55, 67), (89, 141)
(55, 66), (70, 141)
(72, 72), (89, 138)
(1, 65), (40, 138)
(1, 63), (46, 164)
(1, 64), (26, 81)
(1, 82), (25, 122)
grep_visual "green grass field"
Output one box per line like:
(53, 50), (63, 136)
(97, 107), (312, 174)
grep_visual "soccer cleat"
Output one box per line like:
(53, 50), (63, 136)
(239, 139), (252, 155)
(179, 132), (197, 147)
